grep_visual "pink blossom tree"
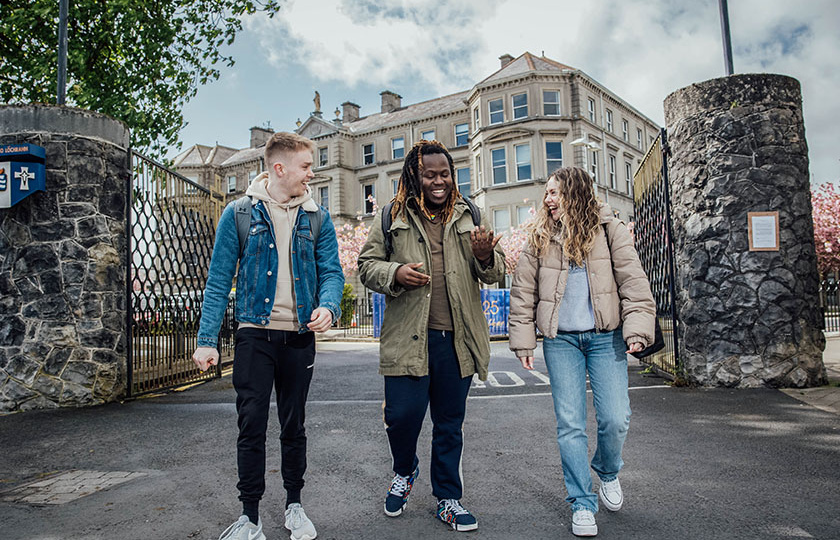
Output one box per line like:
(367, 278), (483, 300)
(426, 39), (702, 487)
(336, 195), (376, 277)
(812, 183), (840, 275)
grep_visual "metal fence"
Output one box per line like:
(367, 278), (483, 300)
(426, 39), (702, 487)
(632, 129), (681, 377)
(337, 296), (375, 337)
(821, 272), (840, 332)
(127, 152), (232, 396)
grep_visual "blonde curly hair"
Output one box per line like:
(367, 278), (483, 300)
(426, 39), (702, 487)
(528, 166), (600, 265)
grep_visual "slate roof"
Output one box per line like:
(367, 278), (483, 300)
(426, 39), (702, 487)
(173, 144), (238, 167)
(480, 52), (575, 85)
(220, 146), (263, 167)
(345, 90), (470, 135)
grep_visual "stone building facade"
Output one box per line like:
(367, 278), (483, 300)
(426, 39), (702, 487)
(175, 52), (659, 265)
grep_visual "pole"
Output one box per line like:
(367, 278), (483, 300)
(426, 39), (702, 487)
(718, 0), (734, 76)
(57, 0), (68, 104)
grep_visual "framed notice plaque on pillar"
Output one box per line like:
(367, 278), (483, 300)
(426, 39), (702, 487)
(748, 211), (780, 251)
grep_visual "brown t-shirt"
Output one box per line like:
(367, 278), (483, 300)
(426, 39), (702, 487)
(421, 214), (454, 331)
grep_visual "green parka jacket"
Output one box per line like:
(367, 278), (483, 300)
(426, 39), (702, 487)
(358, 199), (506, 380)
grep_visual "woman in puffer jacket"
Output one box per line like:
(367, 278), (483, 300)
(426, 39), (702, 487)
(509, 166), (655, 538)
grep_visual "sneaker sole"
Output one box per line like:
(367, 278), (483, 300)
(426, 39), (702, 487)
(285, 529), (316, 540)
(384, 501), (406, 517)
(439, 517), (478, 532)
(572, 523), (598, 536)
(599, 488), (623, 511)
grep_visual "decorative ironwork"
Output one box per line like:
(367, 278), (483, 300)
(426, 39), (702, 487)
(632, 129), (681, 377)
(821, 271), (839, 332)
(127, 152), (231, 396)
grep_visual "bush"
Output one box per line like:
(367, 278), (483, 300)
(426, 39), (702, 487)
(340, 283), (357, 327)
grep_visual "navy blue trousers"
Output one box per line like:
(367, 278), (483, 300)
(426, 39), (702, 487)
(383, 329), (473, 500)
(232, 327), (314, 505)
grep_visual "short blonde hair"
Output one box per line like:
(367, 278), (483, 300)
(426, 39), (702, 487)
(264, 132), (314, 166)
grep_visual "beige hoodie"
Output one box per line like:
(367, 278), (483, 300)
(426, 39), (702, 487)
(239, 172), (319, 332)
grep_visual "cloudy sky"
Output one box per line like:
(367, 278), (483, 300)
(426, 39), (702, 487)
(176, 0), (840, 184)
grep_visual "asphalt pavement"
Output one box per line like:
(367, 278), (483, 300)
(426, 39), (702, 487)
(1, 339), (839, 540)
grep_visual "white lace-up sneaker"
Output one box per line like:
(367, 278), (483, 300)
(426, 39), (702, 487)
(218, 515), (265, 540)
(571, 508), (597, 537)
(285, 503), (317, 540)
(598, 478), (623, 511)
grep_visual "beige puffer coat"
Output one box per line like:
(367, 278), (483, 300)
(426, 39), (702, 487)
(509, 204), (655, 358)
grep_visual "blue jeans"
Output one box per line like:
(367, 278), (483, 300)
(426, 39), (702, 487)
(543, 329), (631, 513)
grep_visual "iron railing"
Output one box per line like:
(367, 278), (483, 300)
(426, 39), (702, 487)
(821, 272), (839, 332)
(127, 152), (232, 396)
(338, 296), (375, 337)
(632, 129), (681, 377)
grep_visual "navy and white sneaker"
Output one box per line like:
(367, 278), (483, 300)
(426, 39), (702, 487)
(436, 498), (478, 532)
(384, 466), (419, 517)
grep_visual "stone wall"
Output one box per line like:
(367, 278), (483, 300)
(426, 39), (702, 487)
(664, 74), (826, 387)
(0, 105), (130, 412)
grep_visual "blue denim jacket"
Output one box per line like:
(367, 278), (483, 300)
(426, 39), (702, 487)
(197, 198), (344, 347)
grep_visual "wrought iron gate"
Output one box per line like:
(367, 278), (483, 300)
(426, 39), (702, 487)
(632, 129), (681, 377)
(127, 152), (230, 396)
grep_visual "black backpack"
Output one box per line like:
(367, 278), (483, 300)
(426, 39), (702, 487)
(381, 198), (481, 260)
(233, 196), (324, 257)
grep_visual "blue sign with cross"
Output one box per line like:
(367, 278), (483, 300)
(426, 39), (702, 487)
(0, 143), (46, 208)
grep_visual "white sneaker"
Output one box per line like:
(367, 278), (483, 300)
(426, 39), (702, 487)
(218, 515), (266, 540)
(285, 503), (317, 540)
(599, 478), (623, 511)
(572, 509), (597, 537)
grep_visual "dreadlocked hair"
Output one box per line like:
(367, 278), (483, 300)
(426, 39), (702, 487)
(528, 167), (601, 265)
(390, 139), (461, 223)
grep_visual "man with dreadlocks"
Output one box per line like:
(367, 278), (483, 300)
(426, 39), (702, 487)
(358, 140), (505, 533)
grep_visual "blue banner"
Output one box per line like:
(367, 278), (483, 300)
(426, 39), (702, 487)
(0, 144), (46, 208)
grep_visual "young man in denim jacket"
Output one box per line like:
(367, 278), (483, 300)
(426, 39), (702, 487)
(193, 132), (344, 540)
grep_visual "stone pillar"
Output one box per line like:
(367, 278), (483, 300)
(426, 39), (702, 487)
(0, 105), (130, 411)
(664, 74), (826, 387)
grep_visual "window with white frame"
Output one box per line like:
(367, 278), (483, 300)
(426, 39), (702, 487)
(512, 93), (528, 119)
(545, 141), (563, 176)
(391, 137), (405, 160)
(319, 186), (330, 210)
(475, 155), (482, 187)
(455, 123), (469, 146)
(489, 98), (504, 124)
(421, 129), (435, 141)
(363, 183), (375, 214)
(625, 161), (633, 194)
(517, 205), (534, 226)
(543, 90), (560, 116)
(515, 143), (531, 181)
(318, 147), (328, 167)
(473, 107), (480, 131)
(637, 128), (642, 150)
(589, 150), (598, 182)
(456, 167), (470, 197)
(588, 98), (596, 123)
(392, 178), (399, 196)
(609, 154), (616, 189)
(227, 175), (237, 193)
(363, 143), (374, 165)
(491, 148), (506, 184)
(622, 119), (629, 142)
(606, 109), (613, 132)
(248, 170), (258, 182)
(493, 208), (511, 235)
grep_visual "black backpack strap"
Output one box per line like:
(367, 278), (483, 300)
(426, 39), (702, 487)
(381, 202), (395, 260)
(234, 196), (252, 258)
(307, 207), (324, 246)
(463, 197), (481, 227)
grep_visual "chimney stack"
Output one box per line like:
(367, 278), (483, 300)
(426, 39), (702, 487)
(380, 91), (402, 113)
(499, 54), (514, 68)
(342, 101), (360, 123)
(250, 126), (274, 148)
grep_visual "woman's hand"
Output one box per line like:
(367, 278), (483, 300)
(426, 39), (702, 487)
(519, 356), (534, 370)
(626, 342), (643, 354)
